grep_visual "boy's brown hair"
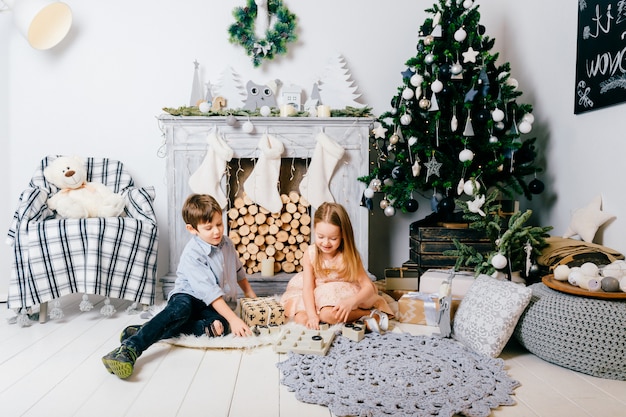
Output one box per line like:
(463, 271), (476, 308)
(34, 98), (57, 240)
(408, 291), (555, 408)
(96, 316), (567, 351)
(182, 194), (222, 229)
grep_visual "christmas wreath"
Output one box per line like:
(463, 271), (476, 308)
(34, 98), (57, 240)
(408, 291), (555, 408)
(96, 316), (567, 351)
(228, 0), (297, 67)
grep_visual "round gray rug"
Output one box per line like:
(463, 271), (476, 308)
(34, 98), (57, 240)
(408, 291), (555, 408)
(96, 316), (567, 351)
(277, 332), (520, 417)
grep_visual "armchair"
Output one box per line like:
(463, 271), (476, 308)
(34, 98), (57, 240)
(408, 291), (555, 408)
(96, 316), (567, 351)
(7, 156), (159, 325)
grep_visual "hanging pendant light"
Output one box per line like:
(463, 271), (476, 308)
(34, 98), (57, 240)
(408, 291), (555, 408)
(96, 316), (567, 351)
(1, 0), (72, 50)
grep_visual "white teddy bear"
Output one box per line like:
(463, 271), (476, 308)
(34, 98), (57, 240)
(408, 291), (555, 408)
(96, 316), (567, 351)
(44, 155), (126, 218)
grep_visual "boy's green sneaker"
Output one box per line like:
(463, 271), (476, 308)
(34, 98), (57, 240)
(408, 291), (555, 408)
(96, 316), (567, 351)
(120, 325), (142, 343)
(102, 345), (137, 379)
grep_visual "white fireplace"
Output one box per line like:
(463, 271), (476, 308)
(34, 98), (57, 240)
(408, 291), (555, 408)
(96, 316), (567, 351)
(158, 115), (374, 296)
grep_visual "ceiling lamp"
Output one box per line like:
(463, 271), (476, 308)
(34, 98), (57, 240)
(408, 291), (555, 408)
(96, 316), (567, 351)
(1, 0), (72, 50)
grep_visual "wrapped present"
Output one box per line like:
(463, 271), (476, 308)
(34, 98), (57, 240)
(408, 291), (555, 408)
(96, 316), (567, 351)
(239, 297), (285, 327)
(419, 269), (476, 298)
(384, 267), (420, 290)
(397, 292), (461, 326)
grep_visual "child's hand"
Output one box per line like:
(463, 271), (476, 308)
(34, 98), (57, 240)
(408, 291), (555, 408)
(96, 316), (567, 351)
(306, 314), (320, 330)
(229, 317), (254, 337)
(332, 299), (357, 323)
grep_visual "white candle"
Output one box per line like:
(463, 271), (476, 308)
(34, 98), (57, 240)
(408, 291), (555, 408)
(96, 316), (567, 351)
(280, 104), (296, 117)
(317, 105), (331, 117)
(261, 259), (275, 277)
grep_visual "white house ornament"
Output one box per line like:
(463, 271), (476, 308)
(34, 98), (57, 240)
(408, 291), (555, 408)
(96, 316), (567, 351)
(228, 0), (298, 67)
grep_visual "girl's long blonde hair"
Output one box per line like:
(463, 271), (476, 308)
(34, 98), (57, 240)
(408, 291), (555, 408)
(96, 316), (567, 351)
(313, 202), (364, 283)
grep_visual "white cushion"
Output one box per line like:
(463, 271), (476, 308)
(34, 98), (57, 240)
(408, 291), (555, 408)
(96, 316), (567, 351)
(452, 274), (532, 357)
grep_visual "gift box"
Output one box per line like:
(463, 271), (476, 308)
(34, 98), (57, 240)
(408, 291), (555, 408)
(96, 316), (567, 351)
(384, 267), (420, 290)
(397, 292), (461, 326)
(418, 269), (476, 298)
(239, 297), (286, 327)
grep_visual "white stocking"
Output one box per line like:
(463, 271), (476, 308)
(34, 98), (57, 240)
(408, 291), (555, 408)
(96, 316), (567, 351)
(244, 134), (285, 213)
(299, 132), (345, 209)
(189, 130), (234, 208)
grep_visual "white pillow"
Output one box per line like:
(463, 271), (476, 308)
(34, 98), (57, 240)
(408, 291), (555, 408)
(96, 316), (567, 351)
(452, 274), (532, 357)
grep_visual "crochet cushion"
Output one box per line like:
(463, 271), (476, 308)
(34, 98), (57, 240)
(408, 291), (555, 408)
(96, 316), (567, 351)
(453, 275), (532, 358)
(514, 283), (626, 381)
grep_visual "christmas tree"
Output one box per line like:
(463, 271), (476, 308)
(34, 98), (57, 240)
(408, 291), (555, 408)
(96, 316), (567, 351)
(360, 0), (545, 217)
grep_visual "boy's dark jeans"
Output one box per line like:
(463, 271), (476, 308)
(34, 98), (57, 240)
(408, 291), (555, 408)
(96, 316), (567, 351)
(123, 293), (229, 356)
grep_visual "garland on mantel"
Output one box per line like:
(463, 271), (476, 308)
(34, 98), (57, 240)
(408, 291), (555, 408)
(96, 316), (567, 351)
(228, 0), (298, 67)
(162, 106), (373, 118)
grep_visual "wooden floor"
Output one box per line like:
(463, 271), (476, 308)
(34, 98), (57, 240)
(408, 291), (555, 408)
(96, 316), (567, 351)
(1, 294), (625, 417)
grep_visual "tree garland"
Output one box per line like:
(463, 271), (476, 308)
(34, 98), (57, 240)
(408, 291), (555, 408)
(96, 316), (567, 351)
(228, 0), (297, 67)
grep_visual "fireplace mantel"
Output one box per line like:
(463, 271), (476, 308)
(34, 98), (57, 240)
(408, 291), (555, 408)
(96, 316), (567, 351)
(157, 115), (374, 296)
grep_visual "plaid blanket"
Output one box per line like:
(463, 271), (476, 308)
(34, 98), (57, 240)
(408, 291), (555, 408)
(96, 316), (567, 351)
(6, 156), (158, 311)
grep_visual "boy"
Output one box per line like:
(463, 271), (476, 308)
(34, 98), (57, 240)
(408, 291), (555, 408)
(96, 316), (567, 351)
(102, 194), (257, 379)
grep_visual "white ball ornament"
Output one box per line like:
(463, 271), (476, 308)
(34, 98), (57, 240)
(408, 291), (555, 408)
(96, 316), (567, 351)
(425, 54), (435, 64)
(518, 120), (532, 134)
(553, 264), (571, 281)
(463, 0), (473, 8)
(198, 101), (211, 113)
(522, 113), (535, 124)
(451, 63), (463, 75)
(408, 136), (418, 146)
(489, 135), (499, 144)
(507, 77), (519, 90)
(459, 149), (474, 162)
(260, 105), (271, 117)
(463, 179), (481, 196)
(454, 28), (467, 42)
(580, 262), (599, 277)
(492, 108), (505, 122)
(363, 188), (375, 199)
(242, 121), (255, 133)
(491, 253), (508, 269)
(400, 114), (413, 125)
(384, 206), (396, 217)
(410, 73), (423, 87)
(402, 87), (415, 100)
(431, 79), (443, 93)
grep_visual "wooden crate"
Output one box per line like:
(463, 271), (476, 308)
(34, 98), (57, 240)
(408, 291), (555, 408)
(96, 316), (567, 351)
(409, 225), (491, 269)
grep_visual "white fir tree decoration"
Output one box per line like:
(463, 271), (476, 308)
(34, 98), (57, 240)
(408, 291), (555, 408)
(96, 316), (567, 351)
(316, 53), (365, 109)
(189, 60), (204, 106)
(215, 67), (247, 110)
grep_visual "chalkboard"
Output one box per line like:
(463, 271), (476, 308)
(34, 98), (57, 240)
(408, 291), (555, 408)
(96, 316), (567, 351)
(575, 1), (626, 114)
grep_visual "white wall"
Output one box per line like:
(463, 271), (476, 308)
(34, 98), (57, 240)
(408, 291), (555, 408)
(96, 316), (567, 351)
(1, 0), (624, 296)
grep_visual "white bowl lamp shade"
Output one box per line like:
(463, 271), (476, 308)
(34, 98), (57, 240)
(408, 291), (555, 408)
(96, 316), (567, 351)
(4, 0), (72, 50)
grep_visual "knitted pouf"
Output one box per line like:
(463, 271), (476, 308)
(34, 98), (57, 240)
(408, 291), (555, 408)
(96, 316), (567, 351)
(514, 283), (626, 381)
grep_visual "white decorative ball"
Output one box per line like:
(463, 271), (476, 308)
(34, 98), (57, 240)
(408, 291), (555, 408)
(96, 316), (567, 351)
(463, 0), (474, 8)
(424, 54), (435, 64)
(459, 149), (474, 162)
(491, 253), (508, 269)
(489, 135), (499, 144)
(242, 121), (255, 133)
(507, 77), (519, 90)
(451, 63), (463, 75)
(225, 115), (238, 126)
(463, 179), (481, 196)
(580, 262), (599, 277)
(431, 79), (443, 93)
(400, 114), (413, 125)
(518, 120), (532, 134)
(363, 188), (375, 199)
(384, 205), (396, 217)
(492, 108), (505, 122)
(522, 113), (535, 124)
(408, 136), (418, 146)
(260, 105), (271, 117)
(553, 264), (571, 281)
(495, 121), (505, 130)
(402, 87), (415, 100)
(454, 28), (467, 42)
(198, 101), (211, 113)
(410, 73), (424, 87)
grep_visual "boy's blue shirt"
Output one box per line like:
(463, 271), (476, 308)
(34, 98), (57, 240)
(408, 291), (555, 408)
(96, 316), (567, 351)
(169, 235), (245, 306)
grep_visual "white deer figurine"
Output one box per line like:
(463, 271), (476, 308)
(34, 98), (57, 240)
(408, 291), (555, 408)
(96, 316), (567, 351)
(255, 0), (270, 39)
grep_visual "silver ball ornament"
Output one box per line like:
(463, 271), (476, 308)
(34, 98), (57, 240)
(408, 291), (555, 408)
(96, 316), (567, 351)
(384, 205), (396, 217)
(363, 188), (375, 199)
(369, 178), (382, 191)
(451, 63), (463, 75)
(225, 115), (238, 126)
(424, 54), (435, 65)
(418, 98), (431, 110)
(379, 199), (389, 209)
(400, 114), (413, 125)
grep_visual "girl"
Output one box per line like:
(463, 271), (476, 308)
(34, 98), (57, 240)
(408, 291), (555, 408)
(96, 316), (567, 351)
(281, 202), (392, 331)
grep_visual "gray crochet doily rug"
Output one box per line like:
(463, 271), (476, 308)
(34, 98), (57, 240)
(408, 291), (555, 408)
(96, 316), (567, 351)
(277, 332), (520, 417)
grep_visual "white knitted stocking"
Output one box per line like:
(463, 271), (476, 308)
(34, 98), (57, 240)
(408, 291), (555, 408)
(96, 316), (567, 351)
(243, 134), (285, 213)
(299, 132), (345, 208)
(189, 131), (234, 208)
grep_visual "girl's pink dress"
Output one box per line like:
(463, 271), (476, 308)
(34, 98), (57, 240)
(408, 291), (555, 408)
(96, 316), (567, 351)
(280, 246), (392, 318)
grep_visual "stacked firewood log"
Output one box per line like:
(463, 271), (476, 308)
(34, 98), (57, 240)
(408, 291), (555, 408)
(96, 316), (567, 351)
(228, 191), (311, 275)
